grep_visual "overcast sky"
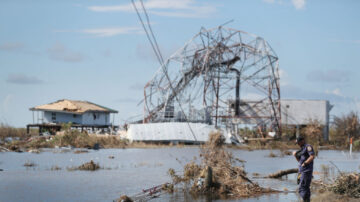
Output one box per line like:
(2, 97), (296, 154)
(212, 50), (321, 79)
(1, 0), (359, 127)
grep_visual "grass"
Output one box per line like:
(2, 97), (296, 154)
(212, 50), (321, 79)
(244, 140), (298, 150)
(311, 168), (360, 200)
(3, 128), (130, 150)
(1, 121), (359, 151)
(312, 191), (359, 202)
(0, 123), (37, 141)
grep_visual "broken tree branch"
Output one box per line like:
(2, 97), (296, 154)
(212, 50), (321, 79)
(265, 168), (299, 178)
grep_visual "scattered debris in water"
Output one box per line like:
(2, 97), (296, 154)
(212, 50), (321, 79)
(319, 164), (335, 183)
(265, 168), (298, 178)
(167, 132), (278, 199)
(53, 148), (72, 153)
(74, 160), (100, 171)
(311, 191), (359, 202)
(162, 183), (174, 193)
(28, 149), (41, 154)
(117, 195), (133, 202)
(281, 150), (292, 156)
(329, 172), (360, 198)
(267, 151), (278, 158)
(73, 149), (89, 154)
(9, 145), (23, 153)
(117, 183), (170, 201)
(23, 161), (36, 167)
(51, 165), (62, 171)
(311, 163), (360, 200)
(0, 146), (10, 152)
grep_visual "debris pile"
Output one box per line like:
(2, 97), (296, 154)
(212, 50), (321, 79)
(118, 195), (133, 202)
(28, 149), (41, 154)
(9, 145), (22, 153)
(73, 149), (89, 154)
(168, 132), (276, 198)
(77, 160), (100, 171)
(51, 165), (62, 171)
(267, 151), (278, 158)
(116, 183), (171, 202)
(23, 161), (36, 167)
(329, 173), (360, 198)
(0, 145), (10, 152)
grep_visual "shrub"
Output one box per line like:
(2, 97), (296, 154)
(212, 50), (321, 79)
(353, 139), (360, 151)
(301, 119), (323, 155)
(0, 123), (35, 141)
(51, 130), (97, 148)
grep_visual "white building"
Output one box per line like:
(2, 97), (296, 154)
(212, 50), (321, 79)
(281, 99), (333, 140)
(228, 99), (332, 140)
(126, 122), (219, 144)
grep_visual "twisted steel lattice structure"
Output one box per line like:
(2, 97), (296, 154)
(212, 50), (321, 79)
(143, 26), (281, 134)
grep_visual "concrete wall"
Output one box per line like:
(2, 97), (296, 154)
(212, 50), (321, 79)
(43, 111), (110, 125)
(281, 100), (329, 125)
(281, 99), (331, 141)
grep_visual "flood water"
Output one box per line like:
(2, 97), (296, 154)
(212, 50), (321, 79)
(0, 148), (359, 202)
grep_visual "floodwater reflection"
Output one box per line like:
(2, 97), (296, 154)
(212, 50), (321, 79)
(0, 148), (359, 202)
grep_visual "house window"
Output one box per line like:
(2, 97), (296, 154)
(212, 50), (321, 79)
(73, 114), (77, 118)
(51, 113), (56, 121)
(93, 113), (97, 120)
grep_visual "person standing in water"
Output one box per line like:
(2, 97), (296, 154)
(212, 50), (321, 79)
(293, 136), (315, 202)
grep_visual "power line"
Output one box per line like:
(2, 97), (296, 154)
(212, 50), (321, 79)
(139, 0), (165, 64)
(131, 0), (198, 141)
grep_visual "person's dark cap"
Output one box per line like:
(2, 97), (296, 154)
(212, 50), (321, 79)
(295, 136), (305, 144)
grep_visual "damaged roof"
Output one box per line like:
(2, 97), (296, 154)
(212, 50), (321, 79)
(30, 99), (118, 114)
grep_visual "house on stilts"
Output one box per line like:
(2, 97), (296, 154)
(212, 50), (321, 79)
(27, 99), (118, 135)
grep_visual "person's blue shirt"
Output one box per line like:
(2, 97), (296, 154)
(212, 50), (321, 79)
(298, 143), (315, 173)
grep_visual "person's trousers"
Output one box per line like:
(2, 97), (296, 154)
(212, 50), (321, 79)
(299, 171), (312, 201)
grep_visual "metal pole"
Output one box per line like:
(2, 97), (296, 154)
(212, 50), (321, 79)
(215, 69), (220, 128)
(350, 137), (353, 157)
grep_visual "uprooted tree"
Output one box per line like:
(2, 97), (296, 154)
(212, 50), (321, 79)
(168, 132), (277, 198)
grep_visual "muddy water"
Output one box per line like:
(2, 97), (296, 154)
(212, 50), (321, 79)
(0, 148), (359, 202)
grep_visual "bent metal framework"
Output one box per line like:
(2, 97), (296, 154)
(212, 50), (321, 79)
(143, 26), (281, 137)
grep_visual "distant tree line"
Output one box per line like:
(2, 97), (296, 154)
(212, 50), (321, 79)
(330, 111), (360, 149)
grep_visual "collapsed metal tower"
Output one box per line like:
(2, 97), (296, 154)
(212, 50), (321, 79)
(143, 26), (281, 135)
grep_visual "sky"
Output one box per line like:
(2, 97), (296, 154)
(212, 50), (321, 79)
(0, 0), (359, 127)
